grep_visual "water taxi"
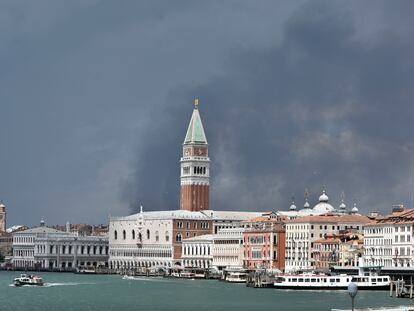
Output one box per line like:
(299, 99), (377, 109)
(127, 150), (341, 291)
(226, 271), (248, 283)
(14, 274), (44, 287)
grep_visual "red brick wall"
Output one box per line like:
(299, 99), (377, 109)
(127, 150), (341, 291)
(180, 184), (209, 212)
(172, 219), (213, 261)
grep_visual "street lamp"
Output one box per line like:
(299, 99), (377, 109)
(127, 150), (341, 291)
(348, 282), (358, 311)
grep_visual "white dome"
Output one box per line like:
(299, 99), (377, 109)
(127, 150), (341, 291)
(289, 202), (297, 210)
(0, 203), (5, 208)
(339, 202), (346, 209)
(319, 190), (329, 202)
(298, 208), (314, 216)
(313, 189), (335, 213)
(352, 203), (359, 213)
(304, 200), (310, 209)
(313, 202), (335, 213)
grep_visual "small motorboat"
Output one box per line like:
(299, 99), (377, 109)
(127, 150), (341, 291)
(14, 274), (44, 287)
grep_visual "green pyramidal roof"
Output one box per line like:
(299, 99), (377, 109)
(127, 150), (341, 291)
(184, 107), (208, 144)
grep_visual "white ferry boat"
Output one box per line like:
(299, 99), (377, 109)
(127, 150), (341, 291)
(226, 272), (248, 283)
(274, 265), (390, 290)
(179, 271), (196, 279)
(14, 274), (44, 287)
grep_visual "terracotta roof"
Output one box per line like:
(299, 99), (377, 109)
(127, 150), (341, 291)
(314, 237), (341, 244)
(364, 208), (414, 226)
(286, 213), (370, 224)
(246, 215), (287, 223)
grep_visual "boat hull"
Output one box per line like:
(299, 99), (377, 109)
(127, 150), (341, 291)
(14, 281), (44, 287)
(273, 285), (389, 290)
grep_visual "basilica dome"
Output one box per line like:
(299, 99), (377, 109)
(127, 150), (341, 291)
(312, 190), (335, 213)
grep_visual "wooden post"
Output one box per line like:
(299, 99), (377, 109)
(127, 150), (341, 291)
(396, 280), (399, 298)
(390, 281), (393, 297)
(410, 285), (413, 299)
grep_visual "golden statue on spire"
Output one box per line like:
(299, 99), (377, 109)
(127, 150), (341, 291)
(194, 98), (199, 109)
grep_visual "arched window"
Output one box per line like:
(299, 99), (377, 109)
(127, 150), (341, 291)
(138, 232), (142, 242)
(176, 233), (182, 242)
(123, 230), (126, 240)
(193, 167), (196, 174)
(203, 167), (206, 174)
(114, 230), (118, 240)
(132, 230), (135, 240)
(155, 231), (159, 242)
(147, 229), (150, 240)
(165, 232), (169, 242)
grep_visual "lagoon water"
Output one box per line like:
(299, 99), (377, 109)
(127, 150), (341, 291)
(0, 271), (410, 311)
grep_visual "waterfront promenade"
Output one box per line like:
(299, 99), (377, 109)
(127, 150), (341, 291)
(0, 271), (407, 311)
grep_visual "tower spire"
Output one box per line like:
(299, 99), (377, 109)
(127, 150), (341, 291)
(304, 188), (310, 209)
(180, 100), (210, 211)
(183, 98), (207, 145)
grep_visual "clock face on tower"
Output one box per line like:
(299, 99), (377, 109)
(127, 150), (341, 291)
(195, 147), (206, 156)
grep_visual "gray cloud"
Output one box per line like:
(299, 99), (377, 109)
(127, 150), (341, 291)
(1, 1), (413, 226)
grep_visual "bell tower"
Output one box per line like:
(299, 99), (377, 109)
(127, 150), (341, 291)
(180, 99), (210, 211)
(0, 201), (6, 232)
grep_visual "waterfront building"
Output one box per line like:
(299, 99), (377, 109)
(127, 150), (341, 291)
(313, 231), (363, 270)
(338, 233), (364, 267)
(52, 223), (108, 236)
(0, 232), (13, 257)
(212, 228), (245, 271)
(0, 202), (6, 232)
(242, 217), (285, 271)
(202, 210), (263, 234)
(363, 206), (414, 268)
(180, 99), (210, 212)
(12, 221), (109, 270)
(285, 197), (370, 272)
(182, 234), (213, 269)
(109, 209), (212, 271)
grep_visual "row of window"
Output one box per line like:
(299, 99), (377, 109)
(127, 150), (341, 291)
(182, 166), (207, 175)
(114, 230), (169, 242)
(244, 250), (278, 260)
(213, 239), (243, 245)
(183, 245), (211, 256)
(176, 221), (210, 229)
(110, 249), (172, 258)
(13, 236), (35, 244)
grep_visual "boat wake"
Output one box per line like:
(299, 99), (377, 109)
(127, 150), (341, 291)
(43, 282), (95, 287)
(122, 276), (167, 282)
(10, 282), (95, 287)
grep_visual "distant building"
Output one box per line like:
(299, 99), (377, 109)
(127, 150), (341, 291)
(212, 228), (245, 271)
(313, 231), (363, 270)
(242, 217), (286, 271)
(0, 202), (6, 232)
(201, 210), (263, 234)
(285, 211), (369, 272)
(12, 221), (108, 270)
(51, 223), (108, 236)
(277, 189), (360, 220)
(0, 232), (12, 257)
(364, 207), (414, 268)
(109, 209), (212, 271)
(182, 234), (213, 269)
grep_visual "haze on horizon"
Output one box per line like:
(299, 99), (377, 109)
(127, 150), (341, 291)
(1, 0), (414, 227)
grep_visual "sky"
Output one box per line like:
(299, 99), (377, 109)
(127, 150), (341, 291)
(1, 0), (414, 226)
